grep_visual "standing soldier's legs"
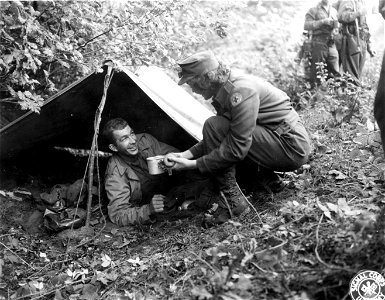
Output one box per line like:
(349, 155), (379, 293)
(341, 37), (366, 82)
(310, 41), (329, 83)
(327, 44), (340, 76)
(358, 39), (367, 79)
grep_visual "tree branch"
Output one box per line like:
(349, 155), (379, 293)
(0, 241), (36, 270)
(77, 28), (113, 50)
(77, 6), (169, 50)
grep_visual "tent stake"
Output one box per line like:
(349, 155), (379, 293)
(85, 62), (114, 227)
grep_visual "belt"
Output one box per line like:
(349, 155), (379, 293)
(312, 35), (331, 43)
(272, 119), (298, 137)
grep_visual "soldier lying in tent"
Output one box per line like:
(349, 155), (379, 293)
(102, 118), (220, 226)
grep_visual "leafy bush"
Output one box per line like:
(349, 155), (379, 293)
(0, 0), (230, 113)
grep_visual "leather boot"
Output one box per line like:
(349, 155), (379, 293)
(254, 168), (285, 194)
(203, 167), (249, 228)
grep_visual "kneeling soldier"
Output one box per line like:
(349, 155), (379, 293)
(167, 50), (311, 226)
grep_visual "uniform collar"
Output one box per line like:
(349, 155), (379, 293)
(213, 71), (234, 106)
(318, 2), (330, 13)
(110, 155), (137, 180)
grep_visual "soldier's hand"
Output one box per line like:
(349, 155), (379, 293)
(149, 194), (165, 214)
(322, 17), (334, 26)
(164, 153), (180, 167)
(167, 156), (197, 171)
(367, 46), (376, 57)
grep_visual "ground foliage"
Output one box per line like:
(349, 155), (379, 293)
(1, 1), (385, 300)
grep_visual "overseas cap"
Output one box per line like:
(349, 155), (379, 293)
(177, 50), (219, 85)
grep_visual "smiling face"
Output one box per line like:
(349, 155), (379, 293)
(109, 125), (138, 156)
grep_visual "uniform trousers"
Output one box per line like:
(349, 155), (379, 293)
(340, 37), (367, 82)
(310, 40), (340, 83)
(202, 116), (310, 172)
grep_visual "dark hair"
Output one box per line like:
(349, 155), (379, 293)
(201, 62), (231, 90)
(102, 118), (129, 144)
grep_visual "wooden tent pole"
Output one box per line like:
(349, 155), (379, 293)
(85, 62), (114, 227)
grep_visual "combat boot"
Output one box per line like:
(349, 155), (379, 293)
(253, 168), (285, 194)
(203, 167), (249, 228)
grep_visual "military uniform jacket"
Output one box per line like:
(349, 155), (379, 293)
(189, 70), (300, 173)
(336, 0), (370, 40)
(304, 2), (338, 38)
(105, 133), (178, 226)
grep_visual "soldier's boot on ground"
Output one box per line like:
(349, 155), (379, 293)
(254, 168), (285, 194)
(203, 168), (249, 228)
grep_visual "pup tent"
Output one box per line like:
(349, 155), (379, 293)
(0, 63), (214, 183)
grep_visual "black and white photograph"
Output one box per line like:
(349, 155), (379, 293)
(0, 0), (384, 299)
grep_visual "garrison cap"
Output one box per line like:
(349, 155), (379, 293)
(177, 50), (219, 85)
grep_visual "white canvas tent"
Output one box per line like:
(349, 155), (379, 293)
(0, 64), (214, 162)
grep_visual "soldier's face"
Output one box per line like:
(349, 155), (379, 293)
(109, 125), (138, 156)
(186, 76), (215, 100)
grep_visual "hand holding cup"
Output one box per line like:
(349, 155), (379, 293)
(164, 152), (181, 167)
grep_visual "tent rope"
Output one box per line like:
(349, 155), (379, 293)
(62, 63), (114, 261)
(86, 62), (115, 226)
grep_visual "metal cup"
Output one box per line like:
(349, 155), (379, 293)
(146, 155), (166, 175)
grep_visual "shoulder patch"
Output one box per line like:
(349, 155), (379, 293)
(230, 92), (243, 107)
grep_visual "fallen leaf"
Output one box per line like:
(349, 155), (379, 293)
(191, 286), (213, 299)
(350, 148), (363, 159)
(337, 198), (349, 211)
(235, 274), (252, 291)
(326, 202), (339, 214)
(366, 119), (375, 132)
(220, 291), (248, 300)
(80, 283), (99, 300)
(241, 252), (253, 267)
(101, 254), (112, 268)
(316, 198), (332, 220)
(5, 253), (19, 264)
(0, 259), (4, 278)
(31, 280), (43, 290)
(53, 289), (65, 300)
(329, 170), (347, 180)
(228, 220), (242, 227)
(336, 173), (347, 180)
(96, 271), (109, 285)
(127, 257), (142, 266)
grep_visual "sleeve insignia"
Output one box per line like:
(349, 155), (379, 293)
(230, 92), (243, 107)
